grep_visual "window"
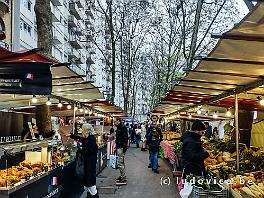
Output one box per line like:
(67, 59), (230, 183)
(27, 1), (32, 11)
(24, 0), (32, 11)
(20, 21), (23, 30)
(23, 22), (27, 30)
(27, 26), (31, 36)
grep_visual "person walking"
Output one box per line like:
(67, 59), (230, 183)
(180, 120), (210, 178)
(115, 118), (128, 185)
(141, 122), (147, 151)
(67, 123), (99, 198)
(147, 124), (161, 174)
(130, 124), (135, 144)
(135, 124), (141, 148)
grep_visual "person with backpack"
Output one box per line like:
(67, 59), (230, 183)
(115, 118), (128, 185)
(147, 124), (161, 174)
(67, 123), (99, 198)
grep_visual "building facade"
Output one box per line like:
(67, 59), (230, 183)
(12, 0), (97, 82)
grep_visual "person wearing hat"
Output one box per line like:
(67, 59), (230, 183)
(180, 120), (210, 178)
(67, 123), (99, 198)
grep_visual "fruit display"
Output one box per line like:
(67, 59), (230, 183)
(226, 172), (264, 197)
(0, 161), (51, 187)
(173, 140), (182, 154)
(162, 131), (181, 140)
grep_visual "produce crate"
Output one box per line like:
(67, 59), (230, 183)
(190, 184), (229, 198)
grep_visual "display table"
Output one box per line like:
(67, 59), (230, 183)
(160, 141), (181, 171)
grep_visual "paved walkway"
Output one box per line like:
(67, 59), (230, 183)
(95, 145), (179, 198)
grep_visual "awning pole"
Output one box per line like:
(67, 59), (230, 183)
(235, 94), (239, 171)
(73, 103), (76, 134)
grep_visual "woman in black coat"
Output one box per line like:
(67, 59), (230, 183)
(180, 120), (210, 178)
(68, 123), (99, 198)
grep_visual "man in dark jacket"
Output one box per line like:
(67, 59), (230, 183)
(147, 125), (161, 173)
(204, 122), (212, 139)
(68, 123), (99, 198)
(115, 118), (128, 185)
(181, 120), (209, 178)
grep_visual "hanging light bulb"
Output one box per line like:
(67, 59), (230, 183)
(85, 109), (88, 114)
(79, 108), (84, 113)
(197, 109), (202, 115)
(188, 114), (192, 119)
(58, 101), (63, 108)
(95, 112), (98, 116)
(226, 109), (232, 117)
(74, 106), (78, 111)
(46, 97), (51, 106)
(213, 112), (218, 119)
(89, 110), (92, 115)
(67, 104), (72, 110)
(31, 95), (37, 103)
(176, 114), (180, 118)
(260, 99), (264, 106)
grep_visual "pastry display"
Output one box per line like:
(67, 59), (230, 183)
(0, 161), (51, 187)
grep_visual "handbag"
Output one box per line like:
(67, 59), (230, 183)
(109, 154), (119, 169)
(75, 151), (85, 180)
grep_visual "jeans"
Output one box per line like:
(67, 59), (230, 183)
(117, 148), (126, 179)
(136, 134), (141, 146)
(150, 150), (158, 171)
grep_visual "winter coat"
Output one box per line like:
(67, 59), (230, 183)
(115, 123), (128, 151)
(147, 127), (161, 152)
(70, 134), (98, 187)
(180, 131), (209, 177)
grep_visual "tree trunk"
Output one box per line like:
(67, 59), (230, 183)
(186, 0), (203, 69)
(34, 0), (52, 134)
(35, 105), (52, 133)
(34, 0), (52, 54)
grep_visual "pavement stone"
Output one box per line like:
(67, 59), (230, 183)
(96, 145), (180, 198)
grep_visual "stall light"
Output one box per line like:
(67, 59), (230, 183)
(226, 109), (232, 117)
(85, 109), (88, 114)
(213, 112), (218, 119)
(188, 114), (192, 119)
(74, 106), (78, 111)
(95, 112), (98, 116)
(197, 109), (202, 115)
(260, 99), (264, 106)
(57, 101), (63, 108)
(67, 104), (72, 110)
(176, 114), (180, 118)
(31, 95), (38, 103)
(89, 111), (92, 115)
(46, 98), (51, 106)
(79, 108), (84, 113)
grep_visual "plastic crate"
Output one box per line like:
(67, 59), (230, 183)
(190, 184), (229, 198)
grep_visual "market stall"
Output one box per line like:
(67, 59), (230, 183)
(152, 2), (264, 197)
(0, 48), (119, 197)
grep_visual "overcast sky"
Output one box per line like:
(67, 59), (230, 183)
(236, 0), (250, 15)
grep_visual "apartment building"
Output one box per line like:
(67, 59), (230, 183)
(0, 0), (11, 49)
(12, 0), (97, 82)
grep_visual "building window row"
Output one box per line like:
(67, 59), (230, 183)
(20, 19), (32, 36)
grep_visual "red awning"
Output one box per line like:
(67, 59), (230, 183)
(0, 48), (58, 63)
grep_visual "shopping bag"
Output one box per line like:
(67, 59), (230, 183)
(109, 154), (119, 169)
(180, 182), (193, 198)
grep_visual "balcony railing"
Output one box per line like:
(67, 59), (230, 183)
(69, 34), (82, 49)
(85, 7), (94, 19)
(68, 48), (79, 60)
(75, 0), (84, 8)
(69, 2), (81, 20)
(52, 5), (60, 22)
(68, 15), (78, 28)
(51, 0), (62, 6)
